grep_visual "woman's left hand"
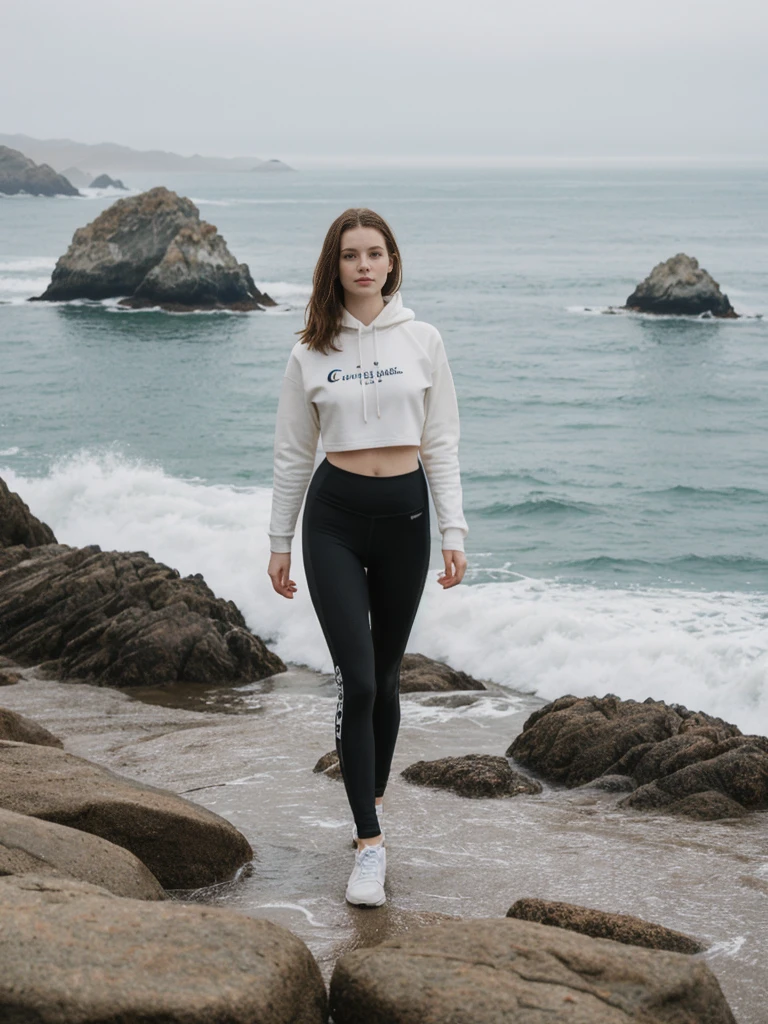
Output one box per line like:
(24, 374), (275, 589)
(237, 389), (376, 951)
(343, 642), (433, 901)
(437, 549), (467, 588)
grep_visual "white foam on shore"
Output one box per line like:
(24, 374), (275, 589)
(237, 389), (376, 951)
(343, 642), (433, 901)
(2, 449), (766, 735)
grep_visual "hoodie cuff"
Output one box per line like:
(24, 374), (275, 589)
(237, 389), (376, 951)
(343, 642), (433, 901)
(269, 535), (293, 554)
(441, 528), (466, 552)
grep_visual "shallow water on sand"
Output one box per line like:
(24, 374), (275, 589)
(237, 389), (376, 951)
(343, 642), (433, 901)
(3, 667), (766, 1022)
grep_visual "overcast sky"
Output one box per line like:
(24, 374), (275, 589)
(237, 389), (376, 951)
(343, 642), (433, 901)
(3, 0), (766, 164)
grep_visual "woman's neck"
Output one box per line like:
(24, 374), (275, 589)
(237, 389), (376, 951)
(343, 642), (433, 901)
(343, 292), (385, 327)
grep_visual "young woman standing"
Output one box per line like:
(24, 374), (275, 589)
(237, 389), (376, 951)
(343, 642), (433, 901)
(267, 208), (468, 907)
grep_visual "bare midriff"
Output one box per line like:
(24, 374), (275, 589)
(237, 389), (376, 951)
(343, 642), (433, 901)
(326, 444), (421, 477)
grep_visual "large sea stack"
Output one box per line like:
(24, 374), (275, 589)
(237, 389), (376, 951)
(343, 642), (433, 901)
(624, 253), (737, 317)
(30, 186), (275, 311)
(0, 146), (80, 197)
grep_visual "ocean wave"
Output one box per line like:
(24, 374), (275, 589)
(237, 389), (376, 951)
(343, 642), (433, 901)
(559, 554), (768, 577)
(475, 497), (603, 519)
(648, 485), (767, 502)
(0, 258), (56, 272)
(2, 448), (765, 735)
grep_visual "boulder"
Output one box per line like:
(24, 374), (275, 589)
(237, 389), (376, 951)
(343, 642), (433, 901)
(0, 706), (63, 746)
(89, 173), (127, 189)
(0, 476), (57, 548)
(0, 806), (166, 899)
(401, 753), (542, 798)
(119, 220), (274, 312)
(624, 254), (737, 317)
(0, 145), (80, 197)
(506, 694), (768, 820)
(0, 873), (328, 1024)
(29, 185), (275, 311)
(313, 749), (342, 779)
(329, 917), (735, 1023)
(0, 541), (286, 686)
(399, 652), (486, 693)
(0, 739), (253, 889)
(31, 186), (200, 301)
(507, 898), (706, 954)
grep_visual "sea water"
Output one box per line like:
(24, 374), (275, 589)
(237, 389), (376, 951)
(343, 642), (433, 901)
(1, 165), (766, 730)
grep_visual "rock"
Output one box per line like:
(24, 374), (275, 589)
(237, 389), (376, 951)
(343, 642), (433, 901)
(0, 706), (63, 746)
(0, 806), (166, 899)
(313, 749), (342, 778)
(60, 165), (92, 187)
(0, 873), (328, 1024)
(89, 172), (127, 189)
(0, 669), (20, 687)
(0, 145), (80, 197)
(507, 694), (768, 820)
(399, 652), (486, 693)
(624, 253), (737, 317)
(252, 159), (296, 172)
(119, 220), (275, 312)
(420, 692), (481, 708)
(507, 898), (706, 954)
(30, 185), (275, 310)
(401, 754), (542, 798)
(329, 917), (735, 1024)
(0, 476), (57, 548)
(0, 739), (253, 889)
(0, 541), (286, 686)
(580, 774), (636, 793)
(31, 186), (200, 301)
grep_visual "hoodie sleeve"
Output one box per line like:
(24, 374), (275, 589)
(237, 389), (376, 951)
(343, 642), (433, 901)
(420, 331), (469, 552)
(268, 349), (321, 553)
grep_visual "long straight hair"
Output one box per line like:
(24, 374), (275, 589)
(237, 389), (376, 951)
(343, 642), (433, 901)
(298, 207), (403, 354)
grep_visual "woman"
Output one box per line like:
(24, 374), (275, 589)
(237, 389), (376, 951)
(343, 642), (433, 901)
(267, 207), (468, 907)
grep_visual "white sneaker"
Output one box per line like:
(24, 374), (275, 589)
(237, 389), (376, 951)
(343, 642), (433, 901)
(345, 841), (387, 906)
(352, 804), (385, 847)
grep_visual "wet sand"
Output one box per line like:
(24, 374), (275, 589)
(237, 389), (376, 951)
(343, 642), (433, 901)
(2, 665), (766, 1022)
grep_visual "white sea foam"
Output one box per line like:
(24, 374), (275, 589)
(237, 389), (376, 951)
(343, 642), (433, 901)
(2, 449), (765, 735)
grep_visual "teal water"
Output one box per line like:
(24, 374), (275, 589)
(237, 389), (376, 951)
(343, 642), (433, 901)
(1, 166), (767, 729)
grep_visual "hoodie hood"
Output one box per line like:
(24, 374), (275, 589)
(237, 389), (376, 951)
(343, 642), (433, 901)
(338, 291), (416, 423)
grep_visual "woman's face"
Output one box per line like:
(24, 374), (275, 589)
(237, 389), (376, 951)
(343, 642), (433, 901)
(338, 226), (394, 300)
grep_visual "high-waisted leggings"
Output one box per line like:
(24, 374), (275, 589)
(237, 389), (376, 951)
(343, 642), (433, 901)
(302, 456), (431, 839)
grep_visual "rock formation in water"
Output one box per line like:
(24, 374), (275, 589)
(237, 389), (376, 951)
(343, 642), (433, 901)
(251, 159), (296, 172)
(399, 651), (486, 692)
(89, 173), (127, 189)
(120, 220), (273, 311)
(507, 898), (706, 954)
(60, 166), (92, 187)
(624, 253), (737, 317)
(0, 873), (328, 1023)
(329, 917), (735, 1023)
(0, 145), (80, 197)
(507, 693), (768, 820)
(401, 753), (542, 798)
(30, 185), (275, 311)
(0, 477), (57, 548)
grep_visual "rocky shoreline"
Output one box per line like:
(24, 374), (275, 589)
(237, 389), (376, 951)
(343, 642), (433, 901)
(1, 474), (766, 1020)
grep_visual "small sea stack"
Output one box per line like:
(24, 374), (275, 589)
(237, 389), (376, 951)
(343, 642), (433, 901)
(89, 173), (127, 190)
(624, 253), (737, 318)
(0, 145), (80, 197)
(29, 185), (275, 311)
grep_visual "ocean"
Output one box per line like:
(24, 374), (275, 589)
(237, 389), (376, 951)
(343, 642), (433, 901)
(1, 164), (766, 731)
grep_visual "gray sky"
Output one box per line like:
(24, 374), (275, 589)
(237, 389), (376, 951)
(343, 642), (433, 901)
(3, 0), (766, 163)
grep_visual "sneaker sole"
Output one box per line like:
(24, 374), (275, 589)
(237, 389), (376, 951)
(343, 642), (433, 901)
(345, 891), (386, 907)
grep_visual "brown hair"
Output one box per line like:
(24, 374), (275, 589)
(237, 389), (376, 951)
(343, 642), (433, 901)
(298, 207), (402, 354)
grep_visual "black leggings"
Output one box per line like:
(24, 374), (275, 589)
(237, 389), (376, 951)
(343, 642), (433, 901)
(302, 456), (431, 839)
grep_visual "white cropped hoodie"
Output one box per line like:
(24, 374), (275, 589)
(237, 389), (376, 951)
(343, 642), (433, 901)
(268, 291), (469, 553)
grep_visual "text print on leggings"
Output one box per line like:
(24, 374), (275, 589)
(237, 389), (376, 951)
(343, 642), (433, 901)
(334, 664), (344, 740)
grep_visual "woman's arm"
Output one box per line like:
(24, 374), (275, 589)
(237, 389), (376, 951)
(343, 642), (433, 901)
(268, 357), (321, 553)
(419, 331), (469, 553)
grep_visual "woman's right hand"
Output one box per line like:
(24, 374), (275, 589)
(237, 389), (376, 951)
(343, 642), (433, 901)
(268, 552), (297, 598)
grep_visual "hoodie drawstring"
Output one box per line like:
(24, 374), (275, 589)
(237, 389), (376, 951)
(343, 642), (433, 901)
(356, 323), (381, 424)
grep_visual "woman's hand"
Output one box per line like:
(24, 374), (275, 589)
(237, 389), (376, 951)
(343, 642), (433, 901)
(437, 549), (467, 588)
(268, 552), (298, 598)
